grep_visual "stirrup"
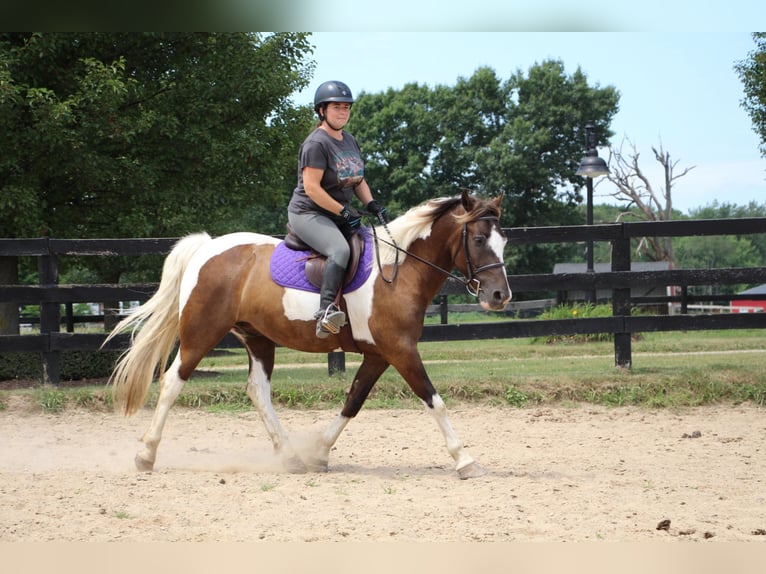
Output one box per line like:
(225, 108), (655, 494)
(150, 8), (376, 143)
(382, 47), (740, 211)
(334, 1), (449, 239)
(315, 305), (346, 338)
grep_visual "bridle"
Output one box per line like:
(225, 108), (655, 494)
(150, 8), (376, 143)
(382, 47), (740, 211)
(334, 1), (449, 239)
(370, 215), (506, 297)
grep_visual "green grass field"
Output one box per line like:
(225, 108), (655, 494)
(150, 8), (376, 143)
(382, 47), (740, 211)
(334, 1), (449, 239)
(4, 325), (763, 414)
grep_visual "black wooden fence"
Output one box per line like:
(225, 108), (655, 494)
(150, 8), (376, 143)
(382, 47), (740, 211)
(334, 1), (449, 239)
(2, 218), (766, 385)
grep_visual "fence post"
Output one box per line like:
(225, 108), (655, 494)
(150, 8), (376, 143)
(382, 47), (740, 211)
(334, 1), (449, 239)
(439, 294), (449, 324)
(680, 285), (689, 314)
(611, 233), (632, 369)
(327, 351), (345, 376)
(38, 241), (61, 385)
(64, 302), (74, 332)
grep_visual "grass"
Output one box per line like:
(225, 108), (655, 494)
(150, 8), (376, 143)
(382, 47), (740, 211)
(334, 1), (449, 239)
(37, 387), (68, 413)
(2, 325), (765, 413)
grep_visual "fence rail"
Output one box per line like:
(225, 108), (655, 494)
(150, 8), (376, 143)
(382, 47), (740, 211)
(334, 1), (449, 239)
(2, 217), (766, 384)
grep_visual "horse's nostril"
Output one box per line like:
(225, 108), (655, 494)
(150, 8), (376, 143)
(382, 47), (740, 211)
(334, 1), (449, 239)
(494, 289), (512, 304)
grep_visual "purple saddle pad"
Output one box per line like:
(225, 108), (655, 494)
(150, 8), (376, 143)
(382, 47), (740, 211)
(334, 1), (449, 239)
(270, 229), (374, 293)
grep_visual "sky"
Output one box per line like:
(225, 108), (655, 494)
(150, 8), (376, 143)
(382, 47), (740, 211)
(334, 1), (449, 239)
(294, 32), (765, 214)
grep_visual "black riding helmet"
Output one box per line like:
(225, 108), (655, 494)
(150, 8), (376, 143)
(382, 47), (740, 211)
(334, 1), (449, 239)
(314, 80), (354, 120)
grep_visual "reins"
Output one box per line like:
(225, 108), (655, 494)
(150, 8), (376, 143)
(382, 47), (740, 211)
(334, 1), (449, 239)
(369, 215), (505, 297)
(370, 219), (400, 284)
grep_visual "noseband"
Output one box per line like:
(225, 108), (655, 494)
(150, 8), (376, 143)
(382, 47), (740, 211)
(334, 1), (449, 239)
(460, 216), (507, 297)
(372, 215), (506, 297)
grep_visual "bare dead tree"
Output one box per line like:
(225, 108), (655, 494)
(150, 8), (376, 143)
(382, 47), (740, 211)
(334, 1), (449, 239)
(605, 137), (695, 264)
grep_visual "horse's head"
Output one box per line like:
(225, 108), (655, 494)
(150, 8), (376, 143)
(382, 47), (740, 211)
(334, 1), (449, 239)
(453, 190), (512, 311)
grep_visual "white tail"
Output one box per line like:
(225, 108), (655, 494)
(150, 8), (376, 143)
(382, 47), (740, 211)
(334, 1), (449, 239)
(104, 232), (211, 415)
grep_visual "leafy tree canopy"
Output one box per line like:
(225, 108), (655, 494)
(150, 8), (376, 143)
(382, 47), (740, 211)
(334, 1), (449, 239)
(349, 61), (620, 273)
(736, 32), (766, 159)
(0, 32), (315, 240)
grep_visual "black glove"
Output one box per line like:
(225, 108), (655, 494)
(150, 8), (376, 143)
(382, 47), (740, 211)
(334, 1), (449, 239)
(366, 200), (389, 225)
(339, 206), (361, 229)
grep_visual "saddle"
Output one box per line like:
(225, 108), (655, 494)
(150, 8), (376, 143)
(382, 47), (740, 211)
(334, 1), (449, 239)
(283, 226), (366, 289)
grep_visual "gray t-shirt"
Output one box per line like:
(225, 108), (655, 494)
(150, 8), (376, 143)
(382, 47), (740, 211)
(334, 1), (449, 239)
(288, 128), (365, 216)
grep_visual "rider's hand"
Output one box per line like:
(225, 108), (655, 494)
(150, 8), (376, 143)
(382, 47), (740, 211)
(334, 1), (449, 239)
(366, 200), (389, 225)
(340, 206), (362, 229)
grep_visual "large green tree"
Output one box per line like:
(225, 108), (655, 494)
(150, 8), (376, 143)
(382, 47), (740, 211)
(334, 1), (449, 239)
(348, 82), (440, 212)
(685, 201), (766, 272)
(350, 62), (620, 275)
(736, 32), (766, 159)
(0, 32), (314, 334)
(0, 32), (314, 240)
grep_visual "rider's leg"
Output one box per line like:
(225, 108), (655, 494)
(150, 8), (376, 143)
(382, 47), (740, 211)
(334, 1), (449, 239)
(315, 260), (347, 337)
(287, 211), (351, 338)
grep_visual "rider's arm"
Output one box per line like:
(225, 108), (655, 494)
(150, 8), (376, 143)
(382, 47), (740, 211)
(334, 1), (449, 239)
(353, 178), (374, 206)
(302, 166), (345, 215)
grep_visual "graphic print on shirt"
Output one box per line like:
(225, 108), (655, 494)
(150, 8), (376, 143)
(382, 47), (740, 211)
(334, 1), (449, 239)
(333, 150), (364, 189)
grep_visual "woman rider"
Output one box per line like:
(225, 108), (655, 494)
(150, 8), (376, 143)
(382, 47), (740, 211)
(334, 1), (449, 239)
(288, 80), (388, 338)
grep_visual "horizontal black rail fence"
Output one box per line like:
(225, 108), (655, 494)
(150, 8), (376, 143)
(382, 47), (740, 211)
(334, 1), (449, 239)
(2, 219), (766, 384)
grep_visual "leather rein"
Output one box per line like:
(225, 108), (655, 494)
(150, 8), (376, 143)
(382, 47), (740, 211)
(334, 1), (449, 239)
(370, 215), (505, 297)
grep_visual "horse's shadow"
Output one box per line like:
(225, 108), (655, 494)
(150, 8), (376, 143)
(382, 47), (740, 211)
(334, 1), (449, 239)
(160, 451), (518, 479)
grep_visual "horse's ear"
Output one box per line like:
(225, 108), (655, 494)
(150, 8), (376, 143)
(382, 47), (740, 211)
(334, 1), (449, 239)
(460, 189), (475, 211)
(491, 194), (504, 213)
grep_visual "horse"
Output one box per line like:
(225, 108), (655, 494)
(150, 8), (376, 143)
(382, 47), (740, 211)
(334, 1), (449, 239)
(104, 190), (512, 479)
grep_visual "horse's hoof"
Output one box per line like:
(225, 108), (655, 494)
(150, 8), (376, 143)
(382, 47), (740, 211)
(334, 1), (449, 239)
(457, 462), (487, 480)
(283, 455), (308, 474)
(300, 443), (330, 472)
(134, 454), (154, 472)
(308, 461), (330, 473)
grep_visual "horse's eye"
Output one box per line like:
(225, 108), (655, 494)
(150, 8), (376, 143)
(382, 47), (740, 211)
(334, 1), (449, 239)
(473, 235), (487, 247)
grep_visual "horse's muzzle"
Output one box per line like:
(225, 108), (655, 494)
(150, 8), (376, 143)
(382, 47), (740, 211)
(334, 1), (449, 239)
(479, 285), (512, 311)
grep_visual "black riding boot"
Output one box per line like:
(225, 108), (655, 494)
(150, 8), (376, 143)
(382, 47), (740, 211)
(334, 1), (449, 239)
(314, 261), (347, 338)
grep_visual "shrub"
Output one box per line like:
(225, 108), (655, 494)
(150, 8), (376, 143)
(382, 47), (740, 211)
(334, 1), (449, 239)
(0, 350), (121, 383)
(533, 303), (614, 344)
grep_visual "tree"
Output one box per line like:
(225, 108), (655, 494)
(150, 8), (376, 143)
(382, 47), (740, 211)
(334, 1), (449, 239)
(350, 61), (620, 275)
(604, 138), (694, 265)
(735, 32), (766, 159)
(0, 32), (315, 334)
(349, 82), (440, 212)
(688, 201), (766, 268)
(0, 32), (314, 241)
(675, 233), (761, 295)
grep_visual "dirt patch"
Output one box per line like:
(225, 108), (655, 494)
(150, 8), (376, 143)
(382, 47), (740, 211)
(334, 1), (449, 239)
(1, 402), (765, 541)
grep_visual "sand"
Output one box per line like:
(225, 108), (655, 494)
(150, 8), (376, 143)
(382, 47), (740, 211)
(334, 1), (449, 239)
(1, 400), (765, 542)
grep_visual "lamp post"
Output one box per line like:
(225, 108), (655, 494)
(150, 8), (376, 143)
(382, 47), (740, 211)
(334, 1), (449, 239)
(576, 123), (609, 303)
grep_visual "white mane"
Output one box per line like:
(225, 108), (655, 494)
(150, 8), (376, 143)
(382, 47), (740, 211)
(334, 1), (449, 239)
(373, 197), (456, 266)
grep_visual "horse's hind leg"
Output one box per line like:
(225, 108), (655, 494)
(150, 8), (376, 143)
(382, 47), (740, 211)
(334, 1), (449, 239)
(135, 353), (187, 471)
(243, 336), (306, 473)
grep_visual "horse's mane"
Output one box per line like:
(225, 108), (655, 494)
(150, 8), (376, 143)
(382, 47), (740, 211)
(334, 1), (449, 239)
(374, 194), (500, 266)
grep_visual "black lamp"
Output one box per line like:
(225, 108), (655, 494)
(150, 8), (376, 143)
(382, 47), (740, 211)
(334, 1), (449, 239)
(576, 123), (609, 178)
(576, 123), (609, 302)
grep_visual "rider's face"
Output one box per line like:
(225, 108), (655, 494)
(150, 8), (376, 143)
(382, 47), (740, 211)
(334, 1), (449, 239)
(324, 102), (351, 130)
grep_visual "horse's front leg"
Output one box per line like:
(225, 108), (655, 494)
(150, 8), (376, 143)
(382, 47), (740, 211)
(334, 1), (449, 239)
(393, 349), (486, 479)
(429, 393), (487, 479)
(305, 353), (390, 472)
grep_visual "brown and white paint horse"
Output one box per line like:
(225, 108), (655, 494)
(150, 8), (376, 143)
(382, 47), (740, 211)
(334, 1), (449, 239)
(105, 190), (511, 479)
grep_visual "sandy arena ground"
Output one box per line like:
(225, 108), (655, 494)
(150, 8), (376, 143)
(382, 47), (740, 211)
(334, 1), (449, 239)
(1, 399), (765, 542)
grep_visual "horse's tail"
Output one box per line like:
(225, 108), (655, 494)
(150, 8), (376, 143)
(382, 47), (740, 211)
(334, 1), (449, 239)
(104, 232), (212, 415)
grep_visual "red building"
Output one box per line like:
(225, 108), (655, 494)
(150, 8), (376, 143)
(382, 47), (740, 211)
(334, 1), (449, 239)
(731, 284), (766, 313)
